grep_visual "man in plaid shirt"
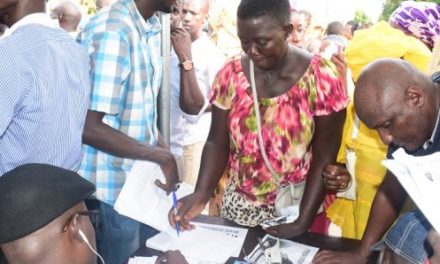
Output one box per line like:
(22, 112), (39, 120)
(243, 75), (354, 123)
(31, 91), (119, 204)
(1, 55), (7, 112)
(77, 0), (179, 263)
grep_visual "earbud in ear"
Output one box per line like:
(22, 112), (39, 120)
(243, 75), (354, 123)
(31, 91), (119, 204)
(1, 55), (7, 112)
(79, 229), (87, 241)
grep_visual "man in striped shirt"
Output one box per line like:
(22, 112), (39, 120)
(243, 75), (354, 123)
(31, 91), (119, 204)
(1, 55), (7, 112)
(77, 0), (179, 263)
(0, 0), (90, 174)
(0, 1), (90, 263)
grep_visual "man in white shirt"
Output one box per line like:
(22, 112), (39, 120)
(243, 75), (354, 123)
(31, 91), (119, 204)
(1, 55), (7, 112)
(169, 0), (225, 186)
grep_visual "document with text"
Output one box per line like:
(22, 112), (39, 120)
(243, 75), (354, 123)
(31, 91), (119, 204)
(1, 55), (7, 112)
(146, 222), (248, 264)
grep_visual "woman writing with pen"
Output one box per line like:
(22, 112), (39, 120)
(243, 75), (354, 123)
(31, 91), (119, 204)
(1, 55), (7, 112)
(169, 0), (348, 237)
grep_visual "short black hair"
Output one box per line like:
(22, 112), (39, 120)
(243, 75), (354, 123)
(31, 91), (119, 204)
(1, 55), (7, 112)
(237, 0), (291, 26)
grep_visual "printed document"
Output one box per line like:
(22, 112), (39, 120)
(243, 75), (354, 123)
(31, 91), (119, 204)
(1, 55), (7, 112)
(146, 222), (248, 264)
(382, 148), (440, 231)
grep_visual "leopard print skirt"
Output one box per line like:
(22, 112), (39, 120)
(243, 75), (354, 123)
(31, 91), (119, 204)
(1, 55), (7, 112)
(220, 181), (276, 227)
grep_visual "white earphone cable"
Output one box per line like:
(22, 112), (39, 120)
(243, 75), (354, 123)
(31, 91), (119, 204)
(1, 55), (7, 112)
(79, 229), (105, 264)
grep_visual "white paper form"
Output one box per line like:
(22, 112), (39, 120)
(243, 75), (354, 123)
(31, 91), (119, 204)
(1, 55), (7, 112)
(382, 148), (440, 232)
(114, 160), (194, 236)
(146, 222), (248, 264)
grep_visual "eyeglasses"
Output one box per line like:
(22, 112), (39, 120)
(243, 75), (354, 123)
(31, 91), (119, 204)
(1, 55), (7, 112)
(75, 210), (100, 229)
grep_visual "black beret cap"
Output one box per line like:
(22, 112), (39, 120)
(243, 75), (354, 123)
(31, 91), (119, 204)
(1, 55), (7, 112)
(0, 164), (95, 243)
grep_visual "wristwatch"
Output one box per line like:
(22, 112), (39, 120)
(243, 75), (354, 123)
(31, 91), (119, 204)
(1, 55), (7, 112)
(179, 60), (194, 71)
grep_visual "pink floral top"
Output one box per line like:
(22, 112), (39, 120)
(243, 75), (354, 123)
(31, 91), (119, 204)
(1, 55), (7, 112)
(209, 54), (349, 205)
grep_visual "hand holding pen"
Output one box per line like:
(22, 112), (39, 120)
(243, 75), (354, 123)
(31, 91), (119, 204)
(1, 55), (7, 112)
(168, 191), (207, 231)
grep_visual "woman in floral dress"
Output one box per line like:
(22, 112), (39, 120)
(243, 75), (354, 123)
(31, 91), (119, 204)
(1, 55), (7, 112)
(170, 0), (348, 238)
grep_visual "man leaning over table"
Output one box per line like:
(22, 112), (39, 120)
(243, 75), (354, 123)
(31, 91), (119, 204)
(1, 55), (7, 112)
(314, 59), (440, 264)
(77, 0), (179, 263)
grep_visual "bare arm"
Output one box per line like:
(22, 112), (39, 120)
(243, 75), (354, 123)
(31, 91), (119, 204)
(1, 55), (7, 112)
(82, 110), (179, 193)
(357, 172), (406, 257)
(171, 28), (206, 115)
(169, 105), (230, 230)
(297, 110), (347, 229)
(266, 109), (346, 237)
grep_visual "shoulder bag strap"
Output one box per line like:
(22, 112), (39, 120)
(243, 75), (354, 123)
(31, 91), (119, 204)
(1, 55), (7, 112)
(249, 59), (281, 183)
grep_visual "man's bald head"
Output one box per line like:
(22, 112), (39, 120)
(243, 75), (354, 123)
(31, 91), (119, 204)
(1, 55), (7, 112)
(355, 59), (430, 126)
(354, 58), (439, 151)
(50, 0), (82, 32)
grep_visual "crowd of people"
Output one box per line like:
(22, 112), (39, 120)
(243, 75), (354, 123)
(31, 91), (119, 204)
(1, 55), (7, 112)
(1, 0), (440, 263)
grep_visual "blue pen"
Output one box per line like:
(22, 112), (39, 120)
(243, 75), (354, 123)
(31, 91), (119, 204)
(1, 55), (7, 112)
(172, 191), (180, 236)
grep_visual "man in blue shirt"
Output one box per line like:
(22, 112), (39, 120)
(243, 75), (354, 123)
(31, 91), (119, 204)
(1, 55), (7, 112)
(0, 0), (90, 263)
(77, 0), (179, 263)
(0, 0), (90, 175)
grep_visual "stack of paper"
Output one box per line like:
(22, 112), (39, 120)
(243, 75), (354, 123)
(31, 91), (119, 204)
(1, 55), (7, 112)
(146, 222), (248, 264)
(114, 160), (194, 235)
(382, 148), (440, 231)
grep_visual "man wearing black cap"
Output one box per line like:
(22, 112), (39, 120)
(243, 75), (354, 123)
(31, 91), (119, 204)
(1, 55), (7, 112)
(0, 163), (190, 264)
(0, 164), (98, 264)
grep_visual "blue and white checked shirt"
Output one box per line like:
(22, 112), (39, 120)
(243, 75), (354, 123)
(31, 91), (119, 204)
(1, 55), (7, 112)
(77, 0), (163, 205)
(0, 13), (90, 175)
